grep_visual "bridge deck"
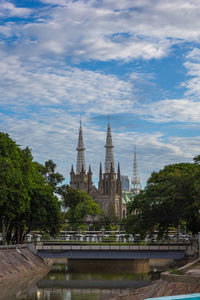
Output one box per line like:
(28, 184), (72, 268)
(36, 244), (187, 251)
(36, 244), (187, 259)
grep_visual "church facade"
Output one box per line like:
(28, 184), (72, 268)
(70, 121), (123, 219)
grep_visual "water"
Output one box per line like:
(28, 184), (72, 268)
(0, 263), (155, 300)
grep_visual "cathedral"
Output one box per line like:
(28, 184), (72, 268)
(70, 121), (124, 219)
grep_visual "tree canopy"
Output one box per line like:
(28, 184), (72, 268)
(0, 132), (63, 244)
(124, 160), (200, 237)
(57, 185), (102, 230)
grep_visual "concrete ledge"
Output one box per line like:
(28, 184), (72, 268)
(178, 258), (200, 272)
(79, 245), (91, 250)
(160, 258), (200, 284)
(0, 244), (28, 249)
(145, 293), (200, 300)
(36, 244), (189, 251)
(161, 272), (200, 284)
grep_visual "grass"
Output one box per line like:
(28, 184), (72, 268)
(170, 268), (184, 275)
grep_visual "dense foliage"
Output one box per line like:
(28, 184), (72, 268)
(57, 185), (102, 230)
(124, 160), (200, 237)
(0, 132), (63, 244)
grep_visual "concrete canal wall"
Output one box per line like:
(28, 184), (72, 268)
(109, 259), (200, 300)
(110, 279), (200, 300)
(0, 244), (52, 281)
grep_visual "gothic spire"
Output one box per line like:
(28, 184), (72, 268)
(117, 162), (121, 179)
(70, 164), (74, 173)
(117, 162), (122, 194)
(88, 165), (92, 182)
(76, 121), (86, 174)
(99, 162), (102, 180)
(88, 165), (92, 174)
(131, 145), (141, 195)
(104, 120), (115, 173)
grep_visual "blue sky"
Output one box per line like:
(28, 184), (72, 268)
(1, 0), (200, 187)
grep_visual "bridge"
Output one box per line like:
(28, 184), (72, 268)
(36, 243), (193, 260)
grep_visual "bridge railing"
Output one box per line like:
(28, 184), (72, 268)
(35, 241), (191, 254)
(34, 237), (193, 248)
(26, 231), (195, 250)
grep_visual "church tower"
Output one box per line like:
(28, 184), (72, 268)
(98, 121), (122, 219)
(70, 120), (123, 219)
(105, 121), (115, 173)
(70, 121), (91, 192)
(76, 121), (86, 174)
(131, 145), (141, 195)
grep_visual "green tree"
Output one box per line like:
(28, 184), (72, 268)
(98, 206), (119, 231)
(38, 159), (64, 190)
(57, 185), (102, 230)
(0, 133), (33, 243)
(26, 162), (63, 236)
(123, 162), (200, 237)
(0, 132), (63, 244)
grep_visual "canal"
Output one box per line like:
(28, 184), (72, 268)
(0, 262), (156, 300)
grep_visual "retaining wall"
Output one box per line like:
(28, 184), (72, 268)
(0, 244), (52, 281)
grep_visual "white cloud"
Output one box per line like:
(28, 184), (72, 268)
(2, 0), (200, 61)
(181, 48), (200, 100)
(186, 48), (200, 61)
(137, 99), (200, 123)
(0, 1), (32, 17)
(132, 47), (200, 123)
(0, 51), (135, 114)
(40, 0), (67, 5)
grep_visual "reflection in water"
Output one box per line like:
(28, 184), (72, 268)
(0, 263), (154, 300)
(0, 267), (50, 300)
(33, 288), (128, 300)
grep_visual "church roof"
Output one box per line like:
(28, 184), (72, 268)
(122, 191), (134, 204)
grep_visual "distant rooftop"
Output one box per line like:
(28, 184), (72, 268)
(122, 191), (133, 204)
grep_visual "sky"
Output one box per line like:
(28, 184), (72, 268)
(1, 0), (200, 187)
